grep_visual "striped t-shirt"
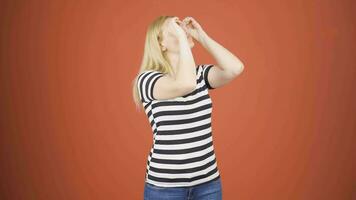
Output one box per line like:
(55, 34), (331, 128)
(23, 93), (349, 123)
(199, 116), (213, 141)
(137, 64), (220, 188)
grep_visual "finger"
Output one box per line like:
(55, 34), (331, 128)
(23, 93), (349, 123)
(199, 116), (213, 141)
(183, 17), (191, 24)
(189, 18), (200, 28)
(181, 24), (189, 32)
(171, 17), (179, 24)
(188, 17), (196, 24)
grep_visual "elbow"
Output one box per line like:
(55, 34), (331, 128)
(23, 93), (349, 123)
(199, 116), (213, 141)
(239, 64), (245, 73)
(232, 64), (244, 76)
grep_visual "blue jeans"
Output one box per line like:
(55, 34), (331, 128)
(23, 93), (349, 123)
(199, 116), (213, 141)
(143, 177), (222, 200)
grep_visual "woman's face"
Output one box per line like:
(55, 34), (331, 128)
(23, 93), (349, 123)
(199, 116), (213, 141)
(160, 17), (194, 53)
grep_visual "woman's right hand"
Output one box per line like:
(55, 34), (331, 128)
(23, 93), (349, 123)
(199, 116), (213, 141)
(166, 17), (187, 40)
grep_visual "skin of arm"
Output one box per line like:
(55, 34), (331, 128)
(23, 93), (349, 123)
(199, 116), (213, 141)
(151, 23), (197, 100)
(176, 35), (197, 89)
(197, 29), (245, 89)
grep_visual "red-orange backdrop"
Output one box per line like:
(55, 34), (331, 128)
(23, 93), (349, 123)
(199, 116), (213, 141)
(0, 0), (355, 199)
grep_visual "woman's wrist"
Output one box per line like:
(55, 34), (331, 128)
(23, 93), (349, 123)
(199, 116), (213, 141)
(196, 30), (210, 46)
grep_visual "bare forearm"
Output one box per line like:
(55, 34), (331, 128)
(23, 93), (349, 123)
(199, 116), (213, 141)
(177, 36), (196, 87)
(199, 31), (244, 75)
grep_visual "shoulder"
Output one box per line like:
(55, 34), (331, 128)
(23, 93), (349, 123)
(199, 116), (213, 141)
(201, 64), (214, 71)
(199, 64), (215, 90)
(137, 70), (164, 85)
(138, 70), (164, 79)
(137, 70), (165, 103)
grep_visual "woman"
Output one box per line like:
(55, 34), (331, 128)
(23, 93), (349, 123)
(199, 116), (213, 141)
(132, 15), (244, 200)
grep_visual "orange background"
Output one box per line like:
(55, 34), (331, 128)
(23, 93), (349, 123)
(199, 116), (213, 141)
(0, 0), (355, 199)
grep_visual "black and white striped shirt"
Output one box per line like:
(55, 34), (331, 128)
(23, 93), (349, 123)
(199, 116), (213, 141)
(137, 64), (220, 187)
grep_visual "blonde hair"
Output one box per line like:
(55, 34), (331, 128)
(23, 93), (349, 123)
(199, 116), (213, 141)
(132, 15), (176, 111)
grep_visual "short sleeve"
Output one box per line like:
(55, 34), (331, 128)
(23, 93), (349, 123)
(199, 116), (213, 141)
(201, 64), (215, 90)
(137, 70), (164, 102)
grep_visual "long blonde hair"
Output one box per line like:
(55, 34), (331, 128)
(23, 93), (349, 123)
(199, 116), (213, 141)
(132, 15), (176, 111)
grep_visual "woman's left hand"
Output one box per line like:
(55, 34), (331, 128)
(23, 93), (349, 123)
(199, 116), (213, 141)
(182, 16), (206, 43)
